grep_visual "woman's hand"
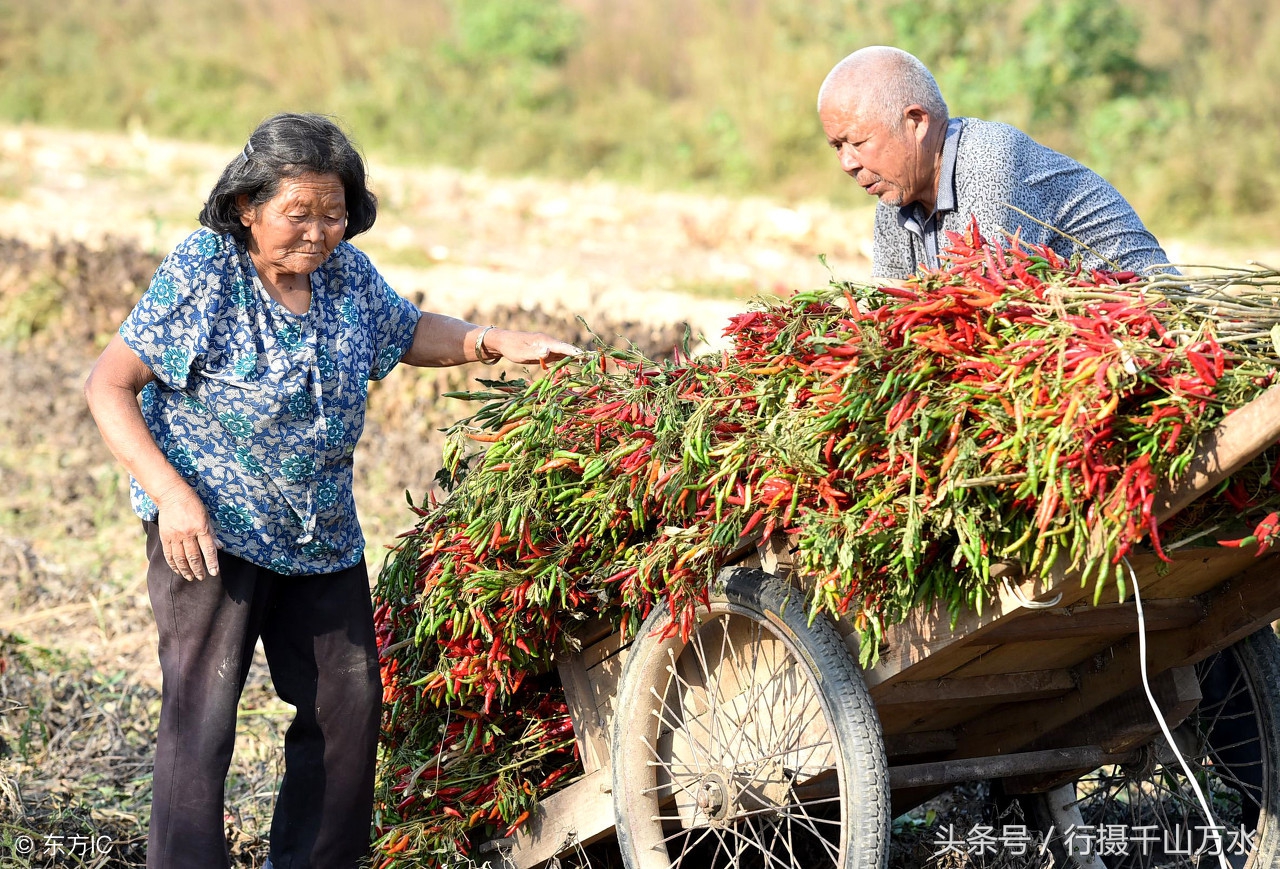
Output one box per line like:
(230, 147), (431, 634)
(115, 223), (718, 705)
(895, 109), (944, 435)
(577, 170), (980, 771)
(482, 328), (581, 366)
(402, 315), (581, 368)
(157, 483), (222, 581)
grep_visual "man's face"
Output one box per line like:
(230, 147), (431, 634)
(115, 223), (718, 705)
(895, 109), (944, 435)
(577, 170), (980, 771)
(820, 96), (932, 209)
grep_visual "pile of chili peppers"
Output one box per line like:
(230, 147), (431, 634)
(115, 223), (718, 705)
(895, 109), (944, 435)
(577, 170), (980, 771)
(370, 222), (1280, 867)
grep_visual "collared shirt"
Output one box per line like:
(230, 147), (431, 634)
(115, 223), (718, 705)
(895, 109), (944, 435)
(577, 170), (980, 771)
(894, 118), (965, 272)
(120, 229), (421, 575)
(872, 117), (1172, 279)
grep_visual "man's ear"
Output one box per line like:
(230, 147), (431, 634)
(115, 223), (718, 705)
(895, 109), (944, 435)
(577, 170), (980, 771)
(904, 105), (931, 142)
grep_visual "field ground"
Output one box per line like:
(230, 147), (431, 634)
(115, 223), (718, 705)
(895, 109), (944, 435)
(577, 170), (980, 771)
(1, 123), (1272, 866)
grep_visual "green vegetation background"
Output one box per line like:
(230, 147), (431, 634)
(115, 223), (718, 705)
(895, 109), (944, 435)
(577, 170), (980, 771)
(1, 0), (1276, 244)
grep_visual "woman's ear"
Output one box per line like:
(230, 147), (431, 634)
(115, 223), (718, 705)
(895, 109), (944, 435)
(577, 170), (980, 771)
(236, 194), (254, 227)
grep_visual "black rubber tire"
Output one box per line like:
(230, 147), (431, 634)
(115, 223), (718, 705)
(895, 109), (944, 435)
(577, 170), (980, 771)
(1025, 627), (1280, 869)
(611, 566), (890, 869)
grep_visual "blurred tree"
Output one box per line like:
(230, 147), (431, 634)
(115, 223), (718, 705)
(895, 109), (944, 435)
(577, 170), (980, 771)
(429, 0), (582, 172)
(446, 0), (581, 69)
(1018, 0), (1154, 125)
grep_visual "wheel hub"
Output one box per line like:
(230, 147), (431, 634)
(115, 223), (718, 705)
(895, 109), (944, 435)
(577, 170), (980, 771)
(695, 770), (730, 822)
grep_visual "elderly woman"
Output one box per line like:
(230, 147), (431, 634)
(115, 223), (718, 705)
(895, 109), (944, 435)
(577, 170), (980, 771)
(83, 113), (578, 868)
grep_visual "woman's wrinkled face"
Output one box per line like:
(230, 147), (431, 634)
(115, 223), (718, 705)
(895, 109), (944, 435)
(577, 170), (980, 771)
(239, 172), (347, 277)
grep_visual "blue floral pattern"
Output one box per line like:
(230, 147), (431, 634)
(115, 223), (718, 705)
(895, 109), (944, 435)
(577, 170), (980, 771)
(280, 453), (315, 482)
(161, 347), (190, 381)
(233, 352), (258, 379)
(316, 480), (339, 510)
(288, 390), (312, 420)
(231, 276), (255, 309)
(215, 503), (255, 535)
(325, 415), (345, 445)
(316, 345), (336, 379)
(166, 443), (199, 478)
(151, 274), (177, 307)
(120, 229), (421, 575)
(234, 446), (265, 476)
(218, 410), (254, 439)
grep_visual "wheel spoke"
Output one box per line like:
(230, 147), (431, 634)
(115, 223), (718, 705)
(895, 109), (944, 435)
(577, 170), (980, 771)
(720, 820), (799, 869)
(1206, 734), (1264, 754)
(688, 622), (729, 765)
(732, 797), (845, 819)
(662, 821), (718, 860)
(714, 624), (800, 762)
(665, 650), (710, 777)
(1043, 639), (1278, 869)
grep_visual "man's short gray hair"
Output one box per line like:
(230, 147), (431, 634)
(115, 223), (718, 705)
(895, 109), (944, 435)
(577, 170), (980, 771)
(818, 46), (949, 127)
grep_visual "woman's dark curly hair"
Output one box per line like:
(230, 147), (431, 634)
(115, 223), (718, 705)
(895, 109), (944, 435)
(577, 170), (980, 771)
(198, 113), (377, 244)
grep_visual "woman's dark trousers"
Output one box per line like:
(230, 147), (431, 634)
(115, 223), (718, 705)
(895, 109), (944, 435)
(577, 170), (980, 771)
(143, 521), (381, 869)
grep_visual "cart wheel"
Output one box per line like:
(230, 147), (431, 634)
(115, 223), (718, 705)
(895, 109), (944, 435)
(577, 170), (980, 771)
(1026, 627), (1280, 869)
(611, 566), (889, 869)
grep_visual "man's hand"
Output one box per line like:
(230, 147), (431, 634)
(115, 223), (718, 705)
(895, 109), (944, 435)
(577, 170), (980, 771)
(157, 484), (221, 581)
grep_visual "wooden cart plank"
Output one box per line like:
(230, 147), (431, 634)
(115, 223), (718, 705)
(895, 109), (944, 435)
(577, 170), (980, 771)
(1000, 666), (1201, 794)
(976, 598), (1203, 643)
(879, 642), (999, 682)
(1153, 382), (1280, 522)
(878, 702), (1007, 738)
(872, 669), (1075, 707)
(1084, 546), (1261, 606)
(890, 745), (1126, 790)
(864, 546), (1260, 688)
(884, 729), (958, 758)
(494, 768), (614, 869)
(1179, 554), (1280, 654)
(945, 636), (1120, 679)
(557, 655), (610, 774)
(863, 570), (1071, 688)
(580, 629), (628, 670)
(941, 556), (1280, 762)
(585, 649), (630, 750)
(1020, 666), (1200, 755)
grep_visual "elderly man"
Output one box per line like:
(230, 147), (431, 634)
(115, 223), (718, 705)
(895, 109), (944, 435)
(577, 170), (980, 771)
(818, 46), (1171, 278)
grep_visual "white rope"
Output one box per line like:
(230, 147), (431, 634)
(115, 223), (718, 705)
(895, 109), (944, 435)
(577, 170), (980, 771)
(1001, 574), (1063, 609)
(1124, 556), (1231, 869)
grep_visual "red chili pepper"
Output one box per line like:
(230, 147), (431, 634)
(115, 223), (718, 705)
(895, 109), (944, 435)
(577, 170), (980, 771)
(503, 810), (532, 838)
(1253, 512), (1280, 555)
(538, 764), (573, 790)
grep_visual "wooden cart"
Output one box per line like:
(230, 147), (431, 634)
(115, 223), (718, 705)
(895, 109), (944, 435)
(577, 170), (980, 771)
(482, 387), (1280, 869)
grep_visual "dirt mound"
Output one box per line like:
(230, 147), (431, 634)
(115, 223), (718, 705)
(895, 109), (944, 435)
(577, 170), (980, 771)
(0, 235), (157, 350)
